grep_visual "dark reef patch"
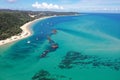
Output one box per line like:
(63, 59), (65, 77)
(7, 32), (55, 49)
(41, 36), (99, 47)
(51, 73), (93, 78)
(59, 51), (120, 71)
(32, 69), (71, 80)
(32, 69), (56, 80)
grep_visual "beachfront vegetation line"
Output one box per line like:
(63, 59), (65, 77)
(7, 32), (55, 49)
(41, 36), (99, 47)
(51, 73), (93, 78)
(0, 9), (78, 40)
(0, 12), (32, 40)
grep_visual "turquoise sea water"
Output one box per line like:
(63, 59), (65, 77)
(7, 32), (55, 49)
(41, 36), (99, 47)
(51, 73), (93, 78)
(0, 13), (120, 80)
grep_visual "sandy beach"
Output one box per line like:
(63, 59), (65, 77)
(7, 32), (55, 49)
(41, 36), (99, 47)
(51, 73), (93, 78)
(0, 16), (50, 46)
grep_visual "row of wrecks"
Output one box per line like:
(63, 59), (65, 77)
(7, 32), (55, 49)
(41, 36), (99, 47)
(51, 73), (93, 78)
(40, 29), (59, 58)
(39, 29), (120, 71)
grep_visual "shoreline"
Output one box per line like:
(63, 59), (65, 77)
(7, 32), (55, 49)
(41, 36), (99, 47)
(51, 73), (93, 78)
(0, 16), (51, 46)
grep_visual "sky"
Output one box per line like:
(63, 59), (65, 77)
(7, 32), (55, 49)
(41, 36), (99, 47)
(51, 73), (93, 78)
(0, 0), (120, 13)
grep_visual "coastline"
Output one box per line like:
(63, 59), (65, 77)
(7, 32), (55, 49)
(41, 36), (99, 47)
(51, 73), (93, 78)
(0, 16), (51, 46)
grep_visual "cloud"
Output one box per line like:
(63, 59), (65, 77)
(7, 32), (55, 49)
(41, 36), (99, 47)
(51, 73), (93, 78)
(32, 2), (64, 10)
(7, 0), (16, 3)
(62, 0), (120, 12)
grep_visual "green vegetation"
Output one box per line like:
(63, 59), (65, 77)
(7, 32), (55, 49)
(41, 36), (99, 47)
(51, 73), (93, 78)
(0, 11), (32, 40)
(0, 9), (79, 40)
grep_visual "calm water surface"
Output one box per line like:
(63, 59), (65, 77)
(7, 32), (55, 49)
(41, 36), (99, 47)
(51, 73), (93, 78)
(0, 13), (120, 80)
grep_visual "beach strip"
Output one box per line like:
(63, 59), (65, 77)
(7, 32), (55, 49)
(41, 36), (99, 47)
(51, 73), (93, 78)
(0, 16), (50, 46)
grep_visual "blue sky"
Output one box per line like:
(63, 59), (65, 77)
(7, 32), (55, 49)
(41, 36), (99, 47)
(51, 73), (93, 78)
(0, 0), (120, 13)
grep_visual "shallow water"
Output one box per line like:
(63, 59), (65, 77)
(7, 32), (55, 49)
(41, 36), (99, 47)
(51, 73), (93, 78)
(0, 13), (120, 80)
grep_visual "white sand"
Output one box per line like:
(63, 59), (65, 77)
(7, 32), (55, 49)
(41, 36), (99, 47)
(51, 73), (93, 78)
(0, 16), (51, 46)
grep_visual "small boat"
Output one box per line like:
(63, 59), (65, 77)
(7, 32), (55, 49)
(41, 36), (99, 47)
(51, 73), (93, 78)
(27, 41), (31, 43)
(36, 38), (38, 40)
